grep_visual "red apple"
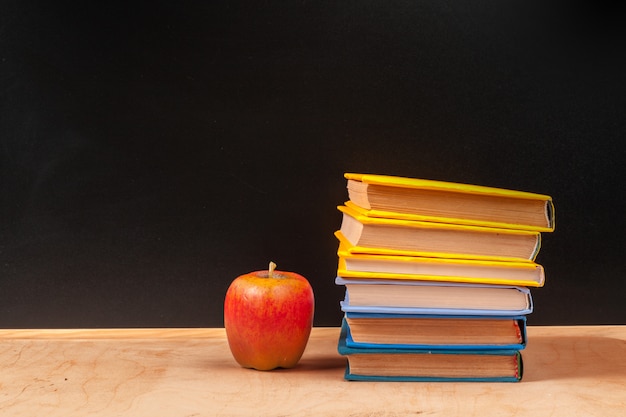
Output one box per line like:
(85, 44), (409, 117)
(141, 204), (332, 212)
(224, 262), (315, 371)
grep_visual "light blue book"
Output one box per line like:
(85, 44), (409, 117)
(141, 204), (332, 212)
(336, 276), (533, 316)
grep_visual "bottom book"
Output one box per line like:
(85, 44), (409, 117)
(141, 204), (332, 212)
(338, 321), (523, 382)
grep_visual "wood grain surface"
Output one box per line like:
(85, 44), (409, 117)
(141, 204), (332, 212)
(1, 326), (625, 416)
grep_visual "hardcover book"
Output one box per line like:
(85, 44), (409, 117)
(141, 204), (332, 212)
(338, 204), (542, 262)
(336, 277), (533, 316)
(344, 172), (555, 232)
(342, 315), (527, 350)
(336, 231), (545, 287)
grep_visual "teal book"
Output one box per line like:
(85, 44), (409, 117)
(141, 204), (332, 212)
(343, 314), (527, 351)
(338, 321), (523, 382)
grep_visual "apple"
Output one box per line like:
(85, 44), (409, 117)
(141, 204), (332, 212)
(224, 262), (315, 371)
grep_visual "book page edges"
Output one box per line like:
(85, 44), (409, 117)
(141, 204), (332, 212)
(345, 172), (552, 202)
(336, 268), (543, 287)
(334, 231), (541, 265)
(336, 235), (544, 269)
(341, 317), (528, 351)
(338, 323), (523, 382)
(344, 201), (555, 232)
(336, 281), (534, 313)
(339, 204), (542, 236)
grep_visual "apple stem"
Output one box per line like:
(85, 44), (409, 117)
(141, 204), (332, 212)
(268, 261), (277, 278)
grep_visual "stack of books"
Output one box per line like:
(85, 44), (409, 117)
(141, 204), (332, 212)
(334, 173), (555, 382)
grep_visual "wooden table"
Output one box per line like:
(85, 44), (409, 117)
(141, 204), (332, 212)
(1, 326), (624, 416)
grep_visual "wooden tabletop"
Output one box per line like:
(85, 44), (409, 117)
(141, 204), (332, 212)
(1, 326), (625, 416)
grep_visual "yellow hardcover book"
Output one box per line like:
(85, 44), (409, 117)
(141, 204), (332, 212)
(338, 205), (542, 262)
(345, 173), (555, 232)
(336, 231), (545, 287)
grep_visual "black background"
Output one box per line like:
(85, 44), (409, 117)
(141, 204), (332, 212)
(1, 1), (625, 328)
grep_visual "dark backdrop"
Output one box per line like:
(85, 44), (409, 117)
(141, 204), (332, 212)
(2, 1), (625, 328)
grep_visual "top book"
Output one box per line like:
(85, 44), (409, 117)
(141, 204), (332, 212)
(344, 173), (555, 232)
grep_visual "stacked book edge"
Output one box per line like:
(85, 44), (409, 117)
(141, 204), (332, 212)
(333, 173), (555, 382)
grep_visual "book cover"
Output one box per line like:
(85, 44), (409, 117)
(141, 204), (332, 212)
(338, 321), (524, 382)
(344, 172), (555, 232)
(338, 205), (542, 262)
(336, 277), (534, 316)
(336, 231), (545, 287)
(342, 315), (528, 351)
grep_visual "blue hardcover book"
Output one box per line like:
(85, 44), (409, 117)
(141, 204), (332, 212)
(338, 321), (524, 382)
(342, 314), (527, 351)
(336, 277), (533, 316)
